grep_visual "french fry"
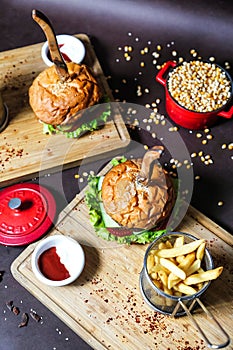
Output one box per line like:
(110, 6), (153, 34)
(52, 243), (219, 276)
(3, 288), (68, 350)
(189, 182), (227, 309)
(196, 242), (206, 260)
(174, 291), (183, 297)
(174, 236), (184, 247)
(156, 239), (205, 258)
(184, 266), (223, 285)
(165, 240), (173, 248)
(150, 263), (170, 275)
(178, 252), (196, 271)
(174, 282), (197, 295)
(150, 272), (158, 280)
(196, 282), (204, 291)
(158, 270), (168, 287)
(147, 254), (155, 273)
(160, 258), (186, 280)
(152, 279), (162, 289)
(147, 235), (223, 298)
(163, 285), (173, 296)
(169, 257), (177, 264)
(175, 255), (185, 264)
(186, 259), (201, 276)
(168, 272), (180, 289)
(158, 242), (167, 250)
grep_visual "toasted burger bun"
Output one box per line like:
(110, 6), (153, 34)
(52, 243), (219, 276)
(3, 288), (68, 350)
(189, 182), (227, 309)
(101, 159), (175, 230)
(29, 63), (101, 127)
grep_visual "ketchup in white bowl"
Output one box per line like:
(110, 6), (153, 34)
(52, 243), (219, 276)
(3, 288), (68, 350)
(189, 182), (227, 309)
(41, 34), (86, 67)
(32, 235), (85, 286)
(38, 246), (70, 281)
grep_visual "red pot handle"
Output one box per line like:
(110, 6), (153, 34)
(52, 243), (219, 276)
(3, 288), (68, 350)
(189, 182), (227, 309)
(217, 104), (233, 119)
(156, 60), (177, 86)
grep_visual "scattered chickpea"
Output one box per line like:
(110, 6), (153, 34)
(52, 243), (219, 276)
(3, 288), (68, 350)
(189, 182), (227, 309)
(209, 56), (215, 62)
(152, 52), (160, 58)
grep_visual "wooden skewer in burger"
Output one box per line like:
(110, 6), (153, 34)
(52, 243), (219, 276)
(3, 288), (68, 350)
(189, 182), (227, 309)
(29, 10), (104, 137)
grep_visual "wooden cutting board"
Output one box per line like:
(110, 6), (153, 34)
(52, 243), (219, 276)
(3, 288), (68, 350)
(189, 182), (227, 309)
(0, 34), (130, 187)
(11, 161), (233, 350)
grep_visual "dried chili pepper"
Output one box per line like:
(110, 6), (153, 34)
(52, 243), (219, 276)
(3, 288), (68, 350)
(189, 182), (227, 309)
(0, 270), (4, 282)
(12, 306), (20, 315)
(6, 300), (13, 311)
(18, 313), (29, 328)
(30, 311), (41, 322)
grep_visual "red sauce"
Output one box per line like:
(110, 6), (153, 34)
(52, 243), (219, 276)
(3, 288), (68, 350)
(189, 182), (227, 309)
(38, 247), (70, 281)
(47, 44), (72, 63)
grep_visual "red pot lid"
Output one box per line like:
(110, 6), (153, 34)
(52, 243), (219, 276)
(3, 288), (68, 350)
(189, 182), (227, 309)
(0, 183), (56, 246)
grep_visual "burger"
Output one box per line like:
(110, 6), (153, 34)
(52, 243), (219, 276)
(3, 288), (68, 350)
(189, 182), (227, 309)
(85, 146), (176, 244)
(29, 62), (110, 138)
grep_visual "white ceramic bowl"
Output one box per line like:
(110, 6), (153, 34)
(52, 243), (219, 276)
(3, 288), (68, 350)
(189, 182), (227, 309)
(41, 34), (86, 67)
(31, 235), (85, 286)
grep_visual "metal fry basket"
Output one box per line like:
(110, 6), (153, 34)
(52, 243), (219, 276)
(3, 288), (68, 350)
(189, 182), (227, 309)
(139, 232), (230, 349)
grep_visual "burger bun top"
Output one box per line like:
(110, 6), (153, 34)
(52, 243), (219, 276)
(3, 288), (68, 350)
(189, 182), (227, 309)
(29, 63), (101, 127)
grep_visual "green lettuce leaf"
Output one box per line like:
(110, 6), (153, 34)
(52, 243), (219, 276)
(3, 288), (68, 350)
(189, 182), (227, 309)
(43, 96), (111, 138)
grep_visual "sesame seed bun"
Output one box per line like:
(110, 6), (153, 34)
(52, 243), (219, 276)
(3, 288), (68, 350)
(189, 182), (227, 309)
(101, 158), (175, 230)
(29, 63), (101, 127)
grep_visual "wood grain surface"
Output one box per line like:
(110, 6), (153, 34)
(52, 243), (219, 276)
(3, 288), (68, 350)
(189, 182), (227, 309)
(11, 162), (233, 350)
(0, 34), (130, 187)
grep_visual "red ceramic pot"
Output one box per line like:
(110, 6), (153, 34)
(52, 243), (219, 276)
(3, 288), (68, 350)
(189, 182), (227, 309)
(156, 60), (233, 130)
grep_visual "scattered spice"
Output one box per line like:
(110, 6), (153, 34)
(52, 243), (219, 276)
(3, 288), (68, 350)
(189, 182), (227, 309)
(12, 306), (20, 315)
(6, 300), (13, 311)
(30, 311), (41, 322)
(18, 313), (29, 328)
(0, 271), (4, 282)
